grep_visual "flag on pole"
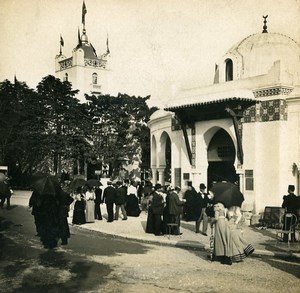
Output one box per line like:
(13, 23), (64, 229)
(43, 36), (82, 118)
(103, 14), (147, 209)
(82, 1), (87, 25)
(106, 34), (110, 54)
(60, 35), (64, 47)
(78, 28), (82, 47)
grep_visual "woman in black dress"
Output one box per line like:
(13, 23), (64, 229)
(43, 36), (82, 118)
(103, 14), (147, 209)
(72, 190), (86, 225)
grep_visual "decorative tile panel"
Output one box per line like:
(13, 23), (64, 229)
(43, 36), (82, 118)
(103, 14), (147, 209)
(243, 99), (287, 123)
(253, 86), (293, 98)
(191, 124), (196, 168)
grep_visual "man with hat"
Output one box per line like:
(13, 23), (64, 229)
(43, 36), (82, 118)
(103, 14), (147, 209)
(103, 181), (116, 222)
(151, 183), (165, 236)
(168, 186), (185, 235)
(281, 185), (300, 242)
(182, 181), (197, 221)
(194, 183), (209, 235)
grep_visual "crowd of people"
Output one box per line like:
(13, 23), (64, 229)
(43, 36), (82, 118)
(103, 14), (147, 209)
(26, 176), (257, 266)
(30, 176), (300, 268)
(3, 167), (298, 266)
(142, 180), (255, 265)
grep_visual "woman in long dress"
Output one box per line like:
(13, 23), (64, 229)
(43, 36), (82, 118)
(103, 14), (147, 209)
(145, 192), (154, 233)
(85, 186), (96, 223)
(213, 202), (233, 265)
(227, 206), (255, 261)
(72, 192), (86, 225)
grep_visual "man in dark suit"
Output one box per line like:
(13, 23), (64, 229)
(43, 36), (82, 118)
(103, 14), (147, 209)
(151, 183), (165, 236)
(194, 183), (209, 235)
(168, 186), (185, 235)
(282, 184), (300, 242)
(94, 186), (103, 220)
(182, 181), (197, 221)
(103, 181), (116, 222)
(115, 181), (127, 220)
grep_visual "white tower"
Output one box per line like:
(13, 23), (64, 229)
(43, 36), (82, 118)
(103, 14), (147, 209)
(55, 2), (111, 103)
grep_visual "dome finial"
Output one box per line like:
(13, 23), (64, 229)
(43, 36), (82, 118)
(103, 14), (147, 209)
(262, 15), (268, 33)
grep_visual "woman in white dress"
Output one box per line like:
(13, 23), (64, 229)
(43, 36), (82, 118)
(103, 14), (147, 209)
(85, 186), (96, 223)
(227, 206), (255, 262)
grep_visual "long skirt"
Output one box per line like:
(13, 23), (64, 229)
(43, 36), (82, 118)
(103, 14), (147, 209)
(228, 219), (255, 262)
(214, 216), (233, 257)
(146, 207), (154, 233)
(59, 217), (70, 242)
(72, 201), (86, 225)
(85, 200), (95, 223)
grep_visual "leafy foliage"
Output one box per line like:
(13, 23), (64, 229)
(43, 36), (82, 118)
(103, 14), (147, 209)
(0, 76), (155, 187)
(85, 93), (154, 178)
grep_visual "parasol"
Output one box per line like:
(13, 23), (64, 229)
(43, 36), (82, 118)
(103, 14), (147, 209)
(210, 181), (244, 208)
(86, 179), (102, 187)
(69, 178), (87, 191)
(32, 175), (62, 198)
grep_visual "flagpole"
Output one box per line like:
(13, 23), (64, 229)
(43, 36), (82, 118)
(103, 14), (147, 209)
(60, 35), (62, 55)
(82, 1), (87, 31)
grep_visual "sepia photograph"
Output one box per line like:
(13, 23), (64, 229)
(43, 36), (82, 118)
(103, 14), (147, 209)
(0, 0), (300, 292)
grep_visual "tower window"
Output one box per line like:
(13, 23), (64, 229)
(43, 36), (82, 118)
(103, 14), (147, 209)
(65, 73), (68, 82)
(92, 73), (98, 84)
(225, 59), (233, 81)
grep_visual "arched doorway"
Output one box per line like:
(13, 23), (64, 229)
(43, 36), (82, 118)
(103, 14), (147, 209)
(207, 128), (237, 187)
(164, 135), (171, 183)
(159, 132), (171, 184)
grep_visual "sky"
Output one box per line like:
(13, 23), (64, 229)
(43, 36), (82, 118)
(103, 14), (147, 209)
(1, 0), (300, 107)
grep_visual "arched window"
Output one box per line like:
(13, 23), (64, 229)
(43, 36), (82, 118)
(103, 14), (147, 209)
(225, 59), (233, 81)
(92, 73), (98, 84)
(64, 73), (68, 82)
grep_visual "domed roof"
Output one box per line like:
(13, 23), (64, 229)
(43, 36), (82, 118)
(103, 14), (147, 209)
(220, 32), (300, 80)
(80, 43), (97, 59)
(150, 109), (173, 120)
(227, 32), (299, 55)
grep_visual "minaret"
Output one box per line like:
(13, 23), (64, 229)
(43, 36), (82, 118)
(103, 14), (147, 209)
(55, 1), (111, 103)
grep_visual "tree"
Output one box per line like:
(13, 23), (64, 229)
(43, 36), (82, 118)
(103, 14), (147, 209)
(85, 93), (155, 179)
(36, 75), (92, 176)
(0, 79), (44, 186)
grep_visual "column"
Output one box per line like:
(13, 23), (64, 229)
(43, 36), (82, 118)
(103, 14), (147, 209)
(151, 167), (157, 185)
(236, 168), (244, 193)
(157, 167), (165, 186)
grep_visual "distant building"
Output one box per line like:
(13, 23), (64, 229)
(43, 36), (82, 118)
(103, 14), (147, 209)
(148, 17), (300, 213)
(55, 2), (111, 103)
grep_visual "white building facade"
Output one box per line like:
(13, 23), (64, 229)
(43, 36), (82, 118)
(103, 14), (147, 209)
(148, 20), (300, 214)
(55, 7), (111, 103)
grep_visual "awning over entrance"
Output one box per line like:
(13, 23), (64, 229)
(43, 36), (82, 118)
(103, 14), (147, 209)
(164, 94), (259, 166)
(164, 97), (257, 124)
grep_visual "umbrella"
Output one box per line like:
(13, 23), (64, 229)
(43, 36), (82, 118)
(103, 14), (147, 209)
(69, 178), (87, 191)
(0, 173), (6, 182)
(32, 175), (62, 197)
(86, 179), (102, 187)
(210, 181), (244, 208)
